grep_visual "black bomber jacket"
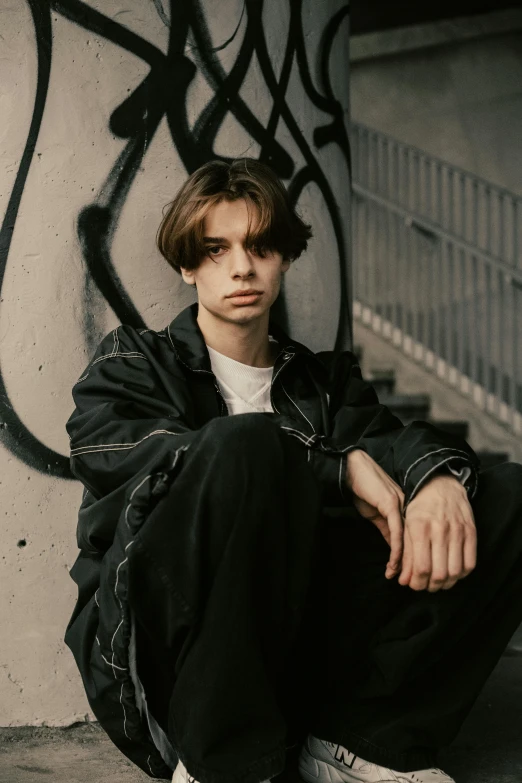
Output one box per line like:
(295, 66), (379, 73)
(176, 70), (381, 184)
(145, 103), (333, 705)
(64, 301), (480, 779)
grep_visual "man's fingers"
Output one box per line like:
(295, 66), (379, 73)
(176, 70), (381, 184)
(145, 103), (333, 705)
(408, 527), (432, 591)
(446, 524), (465, 582)
(384, 498), (404, 578)
(463, 521), (477, 575)
(398, 531), (413, 586)
(428, 525), (450, 592)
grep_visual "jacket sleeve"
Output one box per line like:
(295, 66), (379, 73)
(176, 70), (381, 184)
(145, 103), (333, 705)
(66, 325), (202, 552)
(292, 351), (481, 513)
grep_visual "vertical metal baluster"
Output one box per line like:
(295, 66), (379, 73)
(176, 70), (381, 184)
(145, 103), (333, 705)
(352, 194), (358, 303)
(440, 237), (447, 370)
(375, 134), (381, 195)
(436, 162), (442, 227)
(375, 202), (381, 319)
(364, 198), (370, 309)
(426, 157), (432, 222)
(365, 128), (370, 191)
(368, 131), (373, 193)
(418, 153), (424, 218)
(478, 258), (489, 392)
(499, 192), (505, 263)
(505, 270), (513, 428)
(511, 281), (522, 416)
(447, 243), (452, 367)
(433, 229), (441, 360)
(383, 203), (389, 324)
(390, 208), (397, 328)
(397, 212), (403, 334)
(498, 269), (506, 418)
(470, 254), (479, 391)
(382, 139), (390, 199)
(472, 180), (479, 251)
(413, 151), (419, 213)
(515, 199), (520, 272)
(448, 168), (454, 235)
(372, 132), (378, 194)
(484, 262), (492, 413)
(455, 247), (463, 380)
(404, 213), (410, 345)
(404, 146), (410, 213)
(460, 173), (467, 241)
(485, 186), (492, 255)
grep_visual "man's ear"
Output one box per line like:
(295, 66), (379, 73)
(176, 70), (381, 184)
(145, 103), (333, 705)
(281, 259), (291, 274)
(180, 266), (197, 287)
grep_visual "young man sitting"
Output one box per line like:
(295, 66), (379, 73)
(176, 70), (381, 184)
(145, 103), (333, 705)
(64, 158), (522, 783)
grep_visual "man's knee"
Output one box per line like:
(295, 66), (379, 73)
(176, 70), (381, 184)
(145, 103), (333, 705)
(473, 460), (522, 540)
(478, 460), (522, 492)
(201, 413), (284, 463)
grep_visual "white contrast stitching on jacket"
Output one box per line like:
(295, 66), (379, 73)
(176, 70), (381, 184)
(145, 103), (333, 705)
(70, 429), (181, 457)
(280, 426), (316, 447)
(405, 455), (477, 511)
(111, 540), (135, 675)
(106, 444), (190, 745)
(338, 456), (344, 501)
(280, 380), (316, 433)
(101, 654), (128, 672)
(120, 683), (130, 739)
(403, 447), (472, 487)
(76, 351), (149, 383)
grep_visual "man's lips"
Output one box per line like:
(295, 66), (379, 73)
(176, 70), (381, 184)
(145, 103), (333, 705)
(226, 290), (263, 297)
(226, 291), (263, 305)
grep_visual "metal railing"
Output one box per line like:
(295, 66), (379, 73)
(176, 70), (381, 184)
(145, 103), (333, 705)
(351, 121), (522, 435)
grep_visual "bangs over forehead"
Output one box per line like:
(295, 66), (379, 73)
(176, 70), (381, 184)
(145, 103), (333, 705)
(201, 193), (271, 244)
(156, 158), (312, 273)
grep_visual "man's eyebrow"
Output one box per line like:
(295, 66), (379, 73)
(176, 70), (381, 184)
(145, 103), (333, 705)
(203, 236), (228, 243)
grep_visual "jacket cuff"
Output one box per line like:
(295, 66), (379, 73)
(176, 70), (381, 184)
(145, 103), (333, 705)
(403, 452), (479, 514)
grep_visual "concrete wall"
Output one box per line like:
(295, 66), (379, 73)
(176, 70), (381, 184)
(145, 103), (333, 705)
(0, 0), (350, 725)
(350, 10), (522, 195)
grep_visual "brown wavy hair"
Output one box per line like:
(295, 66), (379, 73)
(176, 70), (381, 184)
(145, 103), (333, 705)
(156, 158), (313, 274)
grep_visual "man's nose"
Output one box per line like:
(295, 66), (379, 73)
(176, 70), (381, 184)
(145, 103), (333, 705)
(229, 246), (255, 276)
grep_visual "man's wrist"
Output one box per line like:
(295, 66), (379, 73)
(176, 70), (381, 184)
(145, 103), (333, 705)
(345, 448), (365, 490)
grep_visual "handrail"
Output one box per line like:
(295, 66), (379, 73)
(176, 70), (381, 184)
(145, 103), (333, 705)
(351, 122), (522, 435)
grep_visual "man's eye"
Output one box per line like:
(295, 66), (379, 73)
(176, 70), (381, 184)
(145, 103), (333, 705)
(249, 245), (266, 257)
(207, 246), (223, 255)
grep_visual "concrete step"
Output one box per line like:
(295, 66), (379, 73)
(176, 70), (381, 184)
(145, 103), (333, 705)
(427, 419), (469, 439)
(368, 368), (396, 396)
(375, 392), (431, 423)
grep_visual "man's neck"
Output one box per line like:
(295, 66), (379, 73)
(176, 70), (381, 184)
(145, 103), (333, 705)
(197, 306), (277, 368)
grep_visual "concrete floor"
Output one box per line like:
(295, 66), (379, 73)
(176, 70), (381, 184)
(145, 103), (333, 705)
(1, 650), (522, 783)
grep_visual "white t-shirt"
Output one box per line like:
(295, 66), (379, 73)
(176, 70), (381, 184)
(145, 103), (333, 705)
(206, 343), (275, 414)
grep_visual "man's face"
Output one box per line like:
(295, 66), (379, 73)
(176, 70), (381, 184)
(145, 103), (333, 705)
(180, 198), (290, 326)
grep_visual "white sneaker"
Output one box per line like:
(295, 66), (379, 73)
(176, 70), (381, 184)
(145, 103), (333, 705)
(298, 734), (455, 783)
(172, 759), (198, 783)
(172, 758), (272, 783)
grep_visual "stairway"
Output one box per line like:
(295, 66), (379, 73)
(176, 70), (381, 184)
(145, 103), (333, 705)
(354, 351), (510, 470)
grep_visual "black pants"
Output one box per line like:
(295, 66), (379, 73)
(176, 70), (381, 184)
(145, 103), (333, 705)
(127, 413), (522, 783)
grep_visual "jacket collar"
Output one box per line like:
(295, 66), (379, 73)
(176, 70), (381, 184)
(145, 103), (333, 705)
(166, 302), (320, 374)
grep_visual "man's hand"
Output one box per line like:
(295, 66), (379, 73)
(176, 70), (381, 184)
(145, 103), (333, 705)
(345, 450), (477, 591)
(398, 473), (477, 592)
(345, 449), (406, 579)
